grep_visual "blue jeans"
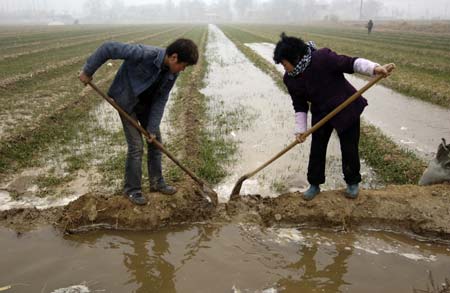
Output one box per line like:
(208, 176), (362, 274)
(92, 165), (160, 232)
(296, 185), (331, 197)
(120, 111), (164, 195)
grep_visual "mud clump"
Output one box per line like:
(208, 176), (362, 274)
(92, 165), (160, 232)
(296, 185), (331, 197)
(0, 206), (62, 231)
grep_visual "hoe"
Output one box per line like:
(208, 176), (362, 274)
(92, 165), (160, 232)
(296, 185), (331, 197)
(88, 82), (219, 206)
(230, 64), (395, 200)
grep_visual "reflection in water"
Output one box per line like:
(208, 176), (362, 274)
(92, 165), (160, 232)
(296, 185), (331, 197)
(278, 240), (352, 292)
(123, 235), (176, 292)
(1, 225), (450, 292)
(123, 225), (216, 292)
(63, 225), (218, 293)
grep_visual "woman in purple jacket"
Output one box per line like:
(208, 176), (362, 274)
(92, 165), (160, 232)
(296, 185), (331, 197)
(273, 33), (394, 200)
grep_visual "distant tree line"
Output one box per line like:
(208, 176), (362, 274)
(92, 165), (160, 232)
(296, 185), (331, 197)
(0, 0), (387, 24)
(81, 0), (385, 24)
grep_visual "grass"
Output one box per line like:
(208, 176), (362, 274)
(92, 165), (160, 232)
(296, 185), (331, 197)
(0, 94), (99, 174)
(221, 25), (427, 185)
(197, 132), (237, 184)
(360, 123), (426, 184)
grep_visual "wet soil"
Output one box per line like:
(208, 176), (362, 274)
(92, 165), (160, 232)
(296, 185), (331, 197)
(59, 181), (216, 233)
(239, 183), (450, 241)
(2, 183), (450, 243)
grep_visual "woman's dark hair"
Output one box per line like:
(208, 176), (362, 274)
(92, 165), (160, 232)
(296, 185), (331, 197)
(166, 38), (198, 65)
(273, 32), (308, 65)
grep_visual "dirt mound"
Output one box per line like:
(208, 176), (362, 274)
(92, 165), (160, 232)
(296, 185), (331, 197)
(228, 183), (450, 241)
(59, 183), (216, 232)
(1, 183), (450, 241)
(60, 183), (450, 241)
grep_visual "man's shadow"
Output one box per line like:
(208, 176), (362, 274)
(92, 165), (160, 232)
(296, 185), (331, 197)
(65, 224), (218, 293)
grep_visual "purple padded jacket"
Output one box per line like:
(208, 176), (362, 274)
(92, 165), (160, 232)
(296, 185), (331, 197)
(283, 48), (368, 134)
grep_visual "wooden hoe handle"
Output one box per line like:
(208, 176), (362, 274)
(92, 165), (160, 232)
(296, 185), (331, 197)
(87, 81), (210, 189)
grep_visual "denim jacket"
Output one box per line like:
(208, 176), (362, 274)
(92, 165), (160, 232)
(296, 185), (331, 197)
(82, 41), (178, 133)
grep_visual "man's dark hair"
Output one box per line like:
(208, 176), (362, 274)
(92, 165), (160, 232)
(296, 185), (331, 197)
(273, 32), (308, 65)
(166, 38), (198, 65)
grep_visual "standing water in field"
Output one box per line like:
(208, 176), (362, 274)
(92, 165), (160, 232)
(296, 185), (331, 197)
(245, 42), (450, 162)
(202, 25), (378, 202)
(1, 224), (450, 292)
(0, 99), (122, 211)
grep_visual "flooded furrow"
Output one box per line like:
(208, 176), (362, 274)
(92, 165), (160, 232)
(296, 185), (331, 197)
(201, 25), (378, 202)
(0, 100), (122, 210)
(245, 42), (450, 161)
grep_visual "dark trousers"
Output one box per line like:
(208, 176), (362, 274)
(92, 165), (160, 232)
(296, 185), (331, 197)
(307, 119), (362, 186)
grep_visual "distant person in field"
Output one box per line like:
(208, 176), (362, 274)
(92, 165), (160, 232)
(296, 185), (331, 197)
(79, 39), (198, 205)
(273, 33), (394, 200)
(367, 19), (374, 34)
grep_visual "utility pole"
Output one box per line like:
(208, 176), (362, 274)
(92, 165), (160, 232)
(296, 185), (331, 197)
(359, 0), (363, 20)
(446, 3), (449, 20)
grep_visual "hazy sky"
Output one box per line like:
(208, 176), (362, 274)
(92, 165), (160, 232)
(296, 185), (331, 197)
(2, 0), (450, 19)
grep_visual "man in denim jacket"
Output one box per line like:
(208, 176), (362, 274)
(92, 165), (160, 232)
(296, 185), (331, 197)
(79, 39), (198, 205)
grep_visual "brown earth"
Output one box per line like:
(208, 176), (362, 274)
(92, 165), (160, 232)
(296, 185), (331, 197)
(230, 183), (450, 241)
(1, 182), (450, 243)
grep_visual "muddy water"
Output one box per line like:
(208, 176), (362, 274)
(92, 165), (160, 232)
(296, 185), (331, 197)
(245, 42), (450, 161)
(201, 26), (378, 202)
(1, 225), (450, 292)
